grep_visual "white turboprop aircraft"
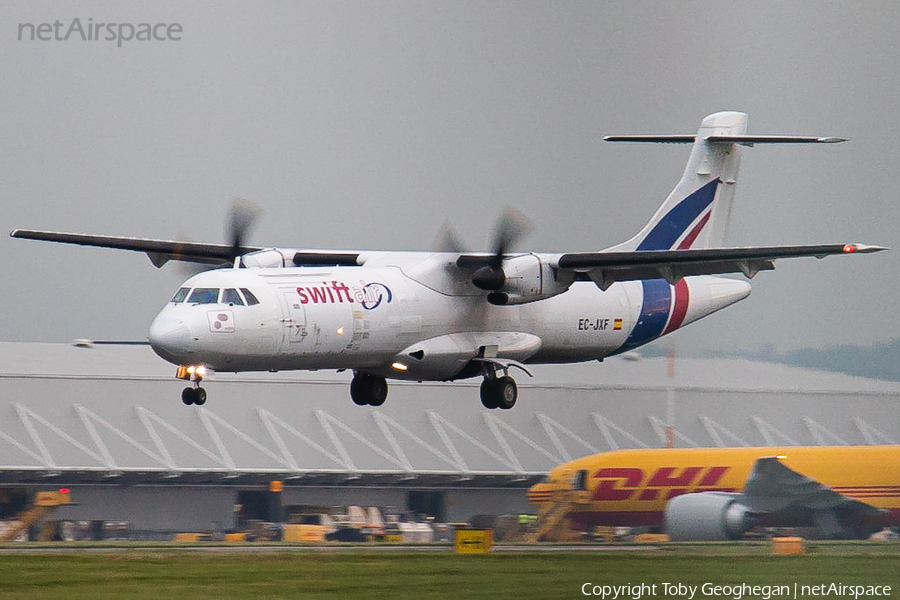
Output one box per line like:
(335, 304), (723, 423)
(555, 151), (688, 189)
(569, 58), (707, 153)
(11, 112), (885, 409)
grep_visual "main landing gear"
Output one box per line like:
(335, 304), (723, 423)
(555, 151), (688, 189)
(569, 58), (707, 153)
(480, 373), (517, 410)
(348, 366), (520, 410)
(350, 372), (388, 407)
(476, 357), (528, 410)
(176, 365), (207, 406)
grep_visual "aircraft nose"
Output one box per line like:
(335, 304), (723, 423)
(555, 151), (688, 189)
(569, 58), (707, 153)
(148, 316), (192, 363)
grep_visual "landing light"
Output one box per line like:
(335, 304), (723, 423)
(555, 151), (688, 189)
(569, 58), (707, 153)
(336, 327), (344, 335)
(186, 365), (207, 377)
(391, 362), (408, 371)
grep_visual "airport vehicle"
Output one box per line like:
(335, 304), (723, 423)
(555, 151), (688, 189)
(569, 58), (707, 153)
(0, 489), (72, 542)
(11, 112), (884, 409)
(527, 446), (900, 540)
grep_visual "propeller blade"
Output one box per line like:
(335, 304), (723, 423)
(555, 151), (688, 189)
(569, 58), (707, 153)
(472, 208), (533, 291)
(432, 220), (468, 253)
(171, 234), (214, 278)
(228, 198), (262, 261)
(490, 207), (533, 268)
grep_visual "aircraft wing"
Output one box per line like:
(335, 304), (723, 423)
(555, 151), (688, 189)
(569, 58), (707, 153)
(9, 229), (258, 268)
(10, 229), (366, 269)
(552, 244), (886, 290)
(739, 456), (884, 517)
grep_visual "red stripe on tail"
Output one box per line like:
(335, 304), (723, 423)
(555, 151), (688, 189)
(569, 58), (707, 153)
(663, 278), (690, 334)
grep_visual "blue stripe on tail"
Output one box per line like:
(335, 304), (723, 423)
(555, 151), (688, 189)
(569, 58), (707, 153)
(636, 179), (720, 251)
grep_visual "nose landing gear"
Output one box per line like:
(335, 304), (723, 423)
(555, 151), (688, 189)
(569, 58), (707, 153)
(181, 386), (207, 406)
(176, 365), (208, 406)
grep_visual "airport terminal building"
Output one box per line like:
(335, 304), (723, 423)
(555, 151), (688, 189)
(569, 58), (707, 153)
(1, 342), (899, 535)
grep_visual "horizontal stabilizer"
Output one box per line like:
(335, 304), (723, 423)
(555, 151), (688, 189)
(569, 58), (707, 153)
(603, 135), (696, 144)
(604, 135), (847, 146)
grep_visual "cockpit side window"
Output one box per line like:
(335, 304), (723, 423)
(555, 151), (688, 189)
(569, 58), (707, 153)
(574, 469), (588, 491)
(222, 288), (244, 306)
(240, 288), (260, 306)
(187, 288), (220, 304)
(171, 287), (190, 303)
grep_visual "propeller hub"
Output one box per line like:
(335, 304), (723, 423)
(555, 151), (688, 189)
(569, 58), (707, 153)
(472, 266), (506, 291)
(463, 207), (532, 298)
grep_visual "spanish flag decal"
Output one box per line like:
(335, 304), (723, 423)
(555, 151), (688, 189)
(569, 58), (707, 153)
(613, 318), (623, 331)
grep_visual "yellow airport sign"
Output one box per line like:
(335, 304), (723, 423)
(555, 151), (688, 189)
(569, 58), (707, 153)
(455, 529), (493, 554)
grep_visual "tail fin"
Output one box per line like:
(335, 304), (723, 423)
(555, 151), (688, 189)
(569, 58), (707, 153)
(605, 111), (748, 252)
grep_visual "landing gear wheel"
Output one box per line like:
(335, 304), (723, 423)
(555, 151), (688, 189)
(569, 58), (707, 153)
(480, 379), (499, 409)
(182, 387), (197, 406)
(480, 376), (518, 410)
(181, 386), (207, 406)
(350, 382), (369, 406)
(495, 376), (517, 410)
(368, 378), (387, 406)
(350, 373), (389, 406)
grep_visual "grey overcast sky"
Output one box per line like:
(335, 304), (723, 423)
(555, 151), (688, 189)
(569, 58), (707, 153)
(1, 1), (897, 356)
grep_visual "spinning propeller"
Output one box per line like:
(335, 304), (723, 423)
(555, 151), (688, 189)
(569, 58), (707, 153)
(226, 198), (263, 265)
(469, 208), (533, 291)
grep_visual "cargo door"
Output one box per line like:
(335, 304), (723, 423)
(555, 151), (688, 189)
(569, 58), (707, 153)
(281, 290), (308, 344)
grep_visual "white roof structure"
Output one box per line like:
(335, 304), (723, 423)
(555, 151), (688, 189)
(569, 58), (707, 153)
(1, 342), (898, 486)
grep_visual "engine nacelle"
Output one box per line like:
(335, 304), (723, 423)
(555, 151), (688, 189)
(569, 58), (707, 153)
(240, 249), (295, 268)
(488, 255), (574, 305)
(664, 492), (753, 541)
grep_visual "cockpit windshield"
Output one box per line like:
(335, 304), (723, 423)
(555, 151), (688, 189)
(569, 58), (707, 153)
(240, 288), (260, 306)
(187, 288), (220, 304)
(170, 287), (261, 305)
(222, 288), (244, 306)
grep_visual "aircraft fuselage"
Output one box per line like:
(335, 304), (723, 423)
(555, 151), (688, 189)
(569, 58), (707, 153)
(148, 259), (751, 382)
